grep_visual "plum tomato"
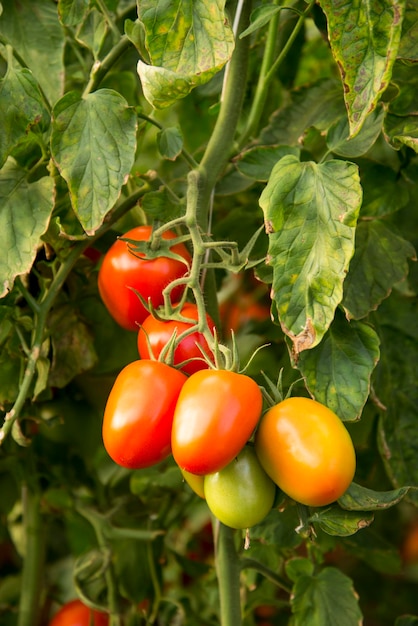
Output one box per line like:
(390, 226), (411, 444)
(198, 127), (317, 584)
(102, 360), (187, 469)
(255, 397), (356, 507)
(98, 225), (191, 331)
(204, 445), (276, 529)
(137, 302), (216, 375)
(49, 598), (108, 626)
(171, 369), (263, 475)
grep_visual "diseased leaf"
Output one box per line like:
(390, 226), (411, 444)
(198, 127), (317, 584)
(309, 506), (374, 537)
(0, 66), (49, 167)
(326, 106), (385, 157)
(297, 311), (380, 421)
(339, 482), (411, 510)
(48, 307), (98, 388)
(0, 159), (54, 298)
(398, 0), (418, 61)
(51, 89), (137, 234)
(259, 79), (346, 146)
(259, 155), (362, 354)
(234, 145), (300, 182)
(318, 0), (404, 137)
(290, 567), (363, 626)
(0, 0), (65, 105)
(342, 220), (416, 319)
(136, 0), (234, 108)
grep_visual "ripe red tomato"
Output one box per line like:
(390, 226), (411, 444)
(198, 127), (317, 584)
(49, 599), (108, 626)
(98, 225), (191, 331)
(137, 302), (216, 375)
(171, 369), (263, 475)
(102, 360), (187, 469)
(255, 397), (356, 507)
(204, 446), (276, 529)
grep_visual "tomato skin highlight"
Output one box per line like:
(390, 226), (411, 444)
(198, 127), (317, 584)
(98, 225), (191, 331)
(255, 397), (356, 507)
(138, 302), (215, 375)
(204, 446), (276, 529)
(103, 360), (187, 469)
(49, 598), (108, 626)
(171, 369), (263, 475)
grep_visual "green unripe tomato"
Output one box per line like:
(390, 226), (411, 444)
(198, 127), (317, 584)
(204, 446), (276, 529)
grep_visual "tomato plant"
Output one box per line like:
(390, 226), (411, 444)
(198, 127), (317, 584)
(171, 369), (263, 475)
(98, 225), (191, 331)
(102, 360), (187, 469)
(255, 397), (356, 507)
(1, 1), (417, 625)
(49, 599), (108, 626)
(204, 446), (276, 529)
(137, 302), (215, 375)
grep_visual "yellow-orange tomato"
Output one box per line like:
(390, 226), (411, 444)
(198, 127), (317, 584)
(255, 397), (356, 507)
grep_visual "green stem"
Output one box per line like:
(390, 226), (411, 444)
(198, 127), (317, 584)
(240, 558), (292, 594)
(83, 35), (133, 97)
(214, 521), (242, 626)
(238, 1), (281, 146)
(18, 485), (45, 626)
(238, 0), (315, 146)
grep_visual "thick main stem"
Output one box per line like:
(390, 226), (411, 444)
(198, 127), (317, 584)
(18, 486), (45, 626)
(214, 522), (242, 626)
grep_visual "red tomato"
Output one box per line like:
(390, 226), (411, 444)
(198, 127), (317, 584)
(137, 303), (216, 375)
(102, 360), (187, 469)
(98, 225), (191, 331)
(221, 295), (271, 336)
(49, 599), (108, 626)
(255, 397), (356, 507)
(171, 369), (263, 475)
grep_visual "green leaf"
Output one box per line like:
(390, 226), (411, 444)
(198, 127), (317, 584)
(239, 5), (283, 39)
(359, 162), (410, 219)
(0, 159), (54, 298)
(234, 145), (300, 182)
(297, 311), (380, 421)
(0, 0), (65, 106)
(75, 8), (108, 59)
(398, 1), (418, 61)
(374, 293), (418, 506)
(57, 0), (89, 26)
(259, 79), (346, 146)
(384, 113), (418, 152)
(309, 506), (374, 537)
(338, 481), (411, 510)
(51, 89), (137, 234)
(342, 220), (416, 319)
(249, 507), (304, 551)
(326, 106), (385, 158)
(259, 155), (362, 354)
(157, 126), (184, 160)
(136, 0), (235, 109)
(290, 566), (363, 626)
(141, 189), (184, 221)
(285, 557), (314, 583)
(0, 66), (49, 167)
(318, 0), (404, 137)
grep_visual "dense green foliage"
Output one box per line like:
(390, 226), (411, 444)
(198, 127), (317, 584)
(0, 1), (418, 625)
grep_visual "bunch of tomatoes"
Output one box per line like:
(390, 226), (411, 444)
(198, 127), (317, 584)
(97, 225), (356, 531)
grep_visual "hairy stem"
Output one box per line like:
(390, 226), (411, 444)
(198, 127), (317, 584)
(214, 521), (242, 626)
